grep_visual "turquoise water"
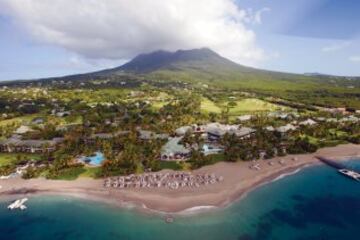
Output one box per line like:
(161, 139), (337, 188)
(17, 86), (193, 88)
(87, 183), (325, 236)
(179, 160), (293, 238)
(79, 152), (105, 166)
(1, 158), (360, 240)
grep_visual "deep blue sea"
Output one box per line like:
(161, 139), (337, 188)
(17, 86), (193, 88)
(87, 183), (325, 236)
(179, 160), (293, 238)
(1, 158), (360, 240)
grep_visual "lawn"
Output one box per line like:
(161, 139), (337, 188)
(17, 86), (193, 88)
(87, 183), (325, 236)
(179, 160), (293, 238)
(227, 98), (286, 115)
(159, 161), (184, 170)
(63, 115), (83, 124)
(0, 153), (41, 167)
(204, 154), (225, 165)
(0, 114), (40, 127)
(53, 166), (86, 180)
(151, 101), (168, 110)
(329, 129), (348, 138)
(79, 167), (102, 178)
(201, 98), (222, 114)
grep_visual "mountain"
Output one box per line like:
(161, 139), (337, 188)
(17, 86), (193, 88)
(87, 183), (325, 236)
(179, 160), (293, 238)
(93, 48), (359, 90)
(90, 48), (315, 88)
(94, 47), (249, 75)
(120, 48), (237, 73)
(1, 48), (359, 108)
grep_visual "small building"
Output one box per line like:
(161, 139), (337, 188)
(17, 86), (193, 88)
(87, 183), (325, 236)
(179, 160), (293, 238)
(326, 118), (338, 123)
(14, 125), (34, 135)
(160, 137), (190, 161)
(340, 116), (359, 123)
(268, 112), (299, 120)
(276, 124), (297, 134)
(104, 119), (112, 125)
(56, 111), (71, 117)
(316, 117), (326, 122)
(32, 117), (45, 125)
(299, 119), (317, 126)
(268, 112), (289, 120)
(265, 126), (275, 132)
(237, 115), (253, 122)
(56, 123), (81, 131)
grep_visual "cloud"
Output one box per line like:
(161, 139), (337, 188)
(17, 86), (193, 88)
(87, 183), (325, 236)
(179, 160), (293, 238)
(322, 41), (351, 52)
(253, 8), (271, 25)
(243, 7), (271, 25)
(69, 55), (126, 69)
(349, 56), (360, 62)
(0, 0), (265, 66)
(248, 7), (271, 24)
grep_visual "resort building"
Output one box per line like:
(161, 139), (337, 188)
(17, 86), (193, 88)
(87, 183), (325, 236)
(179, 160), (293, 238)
(160, 137), (190, 161)
(175, 123), (256, 142)
(175, 124), (205, 136)
(205, 123), (256, 141)
(0, 137), (64, 153)
(137, 130), (169, 141)
(84, 130), (130, 144)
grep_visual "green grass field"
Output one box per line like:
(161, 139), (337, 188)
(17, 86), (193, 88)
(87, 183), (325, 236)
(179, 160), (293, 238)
(0, 153), (41, 167)
(151, 101), (168, 110)
(201, 98), (222, 114)
(159, 161), (184, 170)
(79, 167), (102, 178)
(0, 112), (78, 128)
(52, 166), (86, 180)
(148, 66), (360, 109)
(0, 114), (40, 127)
(200, 98), (287, 115)
(227, 98), (286, 115)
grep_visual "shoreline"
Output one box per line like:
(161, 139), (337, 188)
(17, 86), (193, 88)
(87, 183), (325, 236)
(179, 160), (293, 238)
(1, 144), (360, 214)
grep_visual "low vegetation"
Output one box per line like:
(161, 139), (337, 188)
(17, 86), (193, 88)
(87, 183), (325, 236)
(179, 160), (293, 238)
(0, 78), (358, 180)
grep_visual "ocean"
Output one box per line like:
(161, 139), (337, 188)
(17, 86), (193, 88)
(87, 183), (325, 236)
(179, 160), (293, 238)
(1, 158), (359, 240)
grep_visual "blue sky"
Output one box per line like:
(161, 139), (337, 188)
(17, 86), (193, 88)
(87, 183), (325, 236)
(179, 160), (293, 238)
(0, 0), (360, 80)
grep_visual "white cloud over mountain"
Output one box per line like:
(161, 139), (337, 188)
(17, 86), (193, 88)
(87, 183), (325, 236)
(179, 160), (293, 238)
(0, 0), (265, 66)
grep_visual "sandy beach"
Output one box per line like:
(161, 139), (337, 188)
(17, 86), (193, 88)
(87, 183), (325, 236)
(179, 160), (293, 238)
(1, 144), (360, 213)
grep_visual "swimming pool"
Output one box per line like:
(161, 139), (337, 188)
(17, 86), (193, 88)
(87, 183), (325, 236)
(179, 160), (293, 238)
(79, 152), (105, 166)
